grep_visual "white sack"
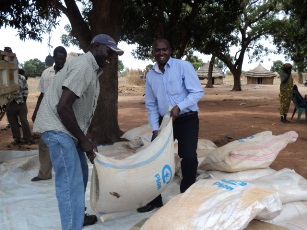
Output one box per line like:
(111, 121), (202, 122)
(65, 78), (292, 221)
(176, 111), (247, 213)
(207, 168), (276, 182)
(279, 214), (307, 230)
(175, 139), (217, 178)
(199, 131), (298, 172)
(91, 116), (175, 214)
(269, 201), (307, 224)
(121, 123), (152, 146)
(97, 142), (135, 159)
(141, 179), (282, 230)
(252, 168), (307, 204)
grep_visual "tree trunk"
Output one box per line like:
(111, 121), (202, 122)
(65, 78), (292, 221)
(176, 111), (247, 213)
(87, 60), (122, 144)
(298, 71), (303, 84)
(84, 0), (124, 144)
(232, 69), (242, 91)
(206, 56), (215, 88)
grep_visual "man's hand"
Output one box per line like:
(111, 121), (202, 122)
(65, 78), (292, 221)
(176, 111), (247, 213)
(86, 151), (96, 164)
(151, 130), (159, 142)
(170, 105), (180, 120)
(79, 139), (97, 164)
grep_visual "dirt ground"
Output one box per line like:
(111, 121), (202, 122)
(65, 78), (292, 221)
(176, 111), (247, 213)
(1, 76), (307, 179)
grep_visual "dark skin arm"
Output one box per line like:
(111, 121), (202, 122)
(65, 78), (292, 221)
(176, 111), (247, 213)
(57, 87), (96, 163)
(170, 105), (180, 120)
(151, 105), (180, 141)
(32, 93), (44, 122)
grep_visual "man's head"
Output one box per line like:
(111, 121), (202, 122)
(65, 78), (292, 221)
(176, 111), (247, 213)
(90, 34), (124, 68)
(283, 63), (292, 74)
(53, 46), (67, 72)
(18, 68), (27, 80)
(152, 39), (172, 67)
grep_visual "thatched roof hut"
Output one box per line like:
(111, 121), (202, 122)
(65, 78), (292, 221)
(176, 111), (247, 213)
(245, 64), (277, 85)
(196, 63), (225, 85)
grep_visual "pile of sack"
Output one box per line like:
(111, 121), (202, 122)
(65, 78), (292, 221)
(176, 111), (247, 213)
(91, 118), (307, 229)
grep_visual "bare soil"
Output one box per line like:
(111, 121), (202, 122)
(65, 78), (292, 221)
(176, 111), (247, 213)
(1, 76), (307, 178)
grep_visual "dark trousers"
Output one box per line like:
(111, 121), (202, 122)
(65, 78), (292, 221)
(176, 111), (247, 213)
(151, 112), (199, 205)
(6, 101), (32, 141)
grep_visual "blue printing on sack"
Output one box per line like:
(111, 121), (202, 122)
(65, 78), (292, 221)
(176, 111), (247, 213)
(95, 125), (173, 169)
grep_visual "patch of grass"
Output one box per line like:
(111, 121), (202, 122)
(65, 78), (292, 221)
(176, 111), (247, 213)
(125, 69), (145, 86)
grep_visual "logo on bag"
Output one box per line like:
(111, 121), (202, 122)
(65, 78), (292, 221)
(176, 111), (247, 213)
(154, 164), (173, 190)
(237, 135), (254, 142)
(213, 179), (247, 191)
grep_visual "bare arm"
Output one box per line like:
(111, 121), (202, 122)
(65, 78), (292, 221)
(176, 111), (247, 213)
(32, 93), (44, 122)
(57, 87), (96, 163)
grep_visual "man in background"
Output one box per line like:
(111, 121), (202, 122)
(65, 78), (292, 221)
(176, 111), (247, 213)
(6, 68), (33, 145)
(31, 46), (67, 181)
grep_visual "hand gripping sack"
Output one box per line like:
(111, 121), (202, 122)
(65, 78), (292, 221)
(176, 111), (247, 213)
(90, 116), (175, 214)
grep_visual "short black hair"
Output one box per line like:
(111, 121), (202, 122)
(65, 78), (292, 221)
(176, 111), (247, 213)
(53, 46), (67, 57)
(152, 39), (171, 49)
(18, 68), (27, 80)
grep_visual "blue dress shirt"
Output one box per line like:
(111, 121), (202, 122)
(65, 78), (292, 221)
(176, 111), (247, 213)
(145, 57), (204, 131)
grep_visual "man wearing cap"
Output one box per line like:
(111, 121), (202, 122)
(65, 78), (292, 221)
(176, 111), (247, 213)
(33, 34), (124, 230)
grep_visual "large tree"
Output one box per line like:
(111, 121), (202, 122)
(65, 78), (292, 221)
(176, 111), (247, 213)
(0, 0), (242, 142)
(1, 0), (124, 144)
(194, 0), (281, 91)
(271, 1), (307, 83)
(121, 0), (242, 60)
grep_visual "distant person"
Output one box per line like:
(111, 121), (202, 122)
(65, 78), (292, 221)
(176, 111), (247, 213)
(33, 34), (124, 229)
(6, 69), (33, 145)
(31, 46), (67, 182)
(279, 63), (293, 123)
(137, 38), (204, 213)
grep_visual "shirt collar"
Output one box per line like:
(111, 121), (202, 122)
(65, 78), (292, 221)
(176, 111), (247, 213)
(153, 57), (173, 73)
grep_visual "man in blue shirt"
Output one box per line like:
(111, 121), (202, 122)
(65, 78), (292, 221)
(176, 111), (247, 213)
(137, 39), (204, 212)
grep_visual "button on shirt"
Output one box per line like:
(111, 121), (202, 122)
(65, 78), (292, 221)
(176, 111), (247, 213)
(33, 52), (103, 138)
(145, 57), (204, 131)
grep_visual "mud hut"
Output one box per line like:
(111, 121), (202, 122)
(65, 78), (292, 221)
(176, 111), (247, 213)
(245, 64), (276, 85)
(196, 63), (225, 85)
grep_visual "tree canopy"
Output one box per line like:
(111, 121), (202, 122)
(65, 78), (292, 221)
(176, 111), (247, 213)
(2, 0), (304, 142)
(195, 0), (281, 91)
(21, 58), (46, 77)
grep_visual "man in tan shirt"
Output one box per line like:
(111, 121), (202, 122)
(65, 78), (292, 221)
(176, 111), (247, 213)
(33, 34), (124, 229)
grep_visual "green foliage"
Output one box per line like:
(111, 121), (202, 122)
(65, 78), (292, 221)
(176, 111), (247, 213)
(270, 60), (284, 72)
(21, 58), (46, 77)
(185, 51), (204, 70)
(214, 58), (228, 73)
(122, 0), (242, 60)
(271, 2), (307, 72)
(118, 60), (124, 72)
(194, 0), (281, 90)
(0, 0), (60, 41)
(61, 24), (80, 47)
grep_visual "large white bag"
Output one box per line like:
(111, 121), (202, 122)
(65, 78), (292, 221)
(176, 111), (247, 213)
(252, 168), (307, 204)
(91, 116), (175, 214)
(269, 201), (307, 224)
(207, 168), (276, 182)
(199, 131), (298, 172)
(141, 179), (282, 230)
